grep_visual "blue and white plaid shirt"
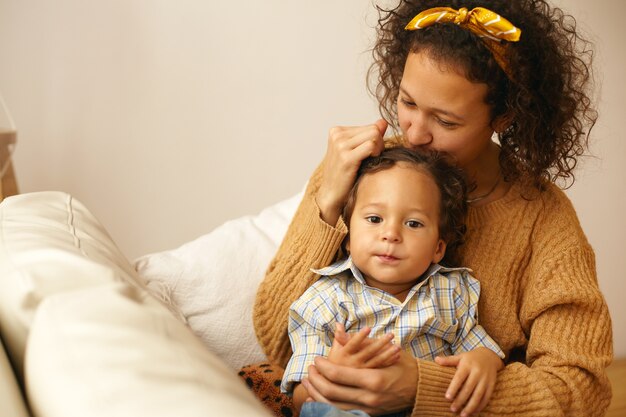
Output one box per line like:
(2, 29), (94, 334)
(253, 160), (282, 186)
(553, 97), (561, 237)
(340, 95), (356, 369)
(281, 256), (504, 393)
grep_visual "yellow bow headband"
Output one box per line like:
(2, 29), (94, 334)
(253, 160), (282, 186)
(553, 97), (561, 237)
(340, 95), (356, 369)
(405, 7), (521, 78)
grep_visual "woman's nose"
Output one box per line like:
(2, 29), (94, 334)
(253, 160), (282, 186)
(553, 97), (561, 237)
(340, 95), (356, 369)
(405, 115), (433, 147)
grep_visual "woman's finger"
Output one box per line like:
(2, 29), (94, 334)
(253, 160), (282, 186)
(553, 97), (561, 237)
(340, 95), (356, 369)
(301, 377), (330, 404)
(374, 118), (389, 136)
(342, 124), (385, 148)
(307, 363), (366, 404)
(316, 120), (387, 225)
(327, 125), (383, 161)
(329, 119), (387, 143)
(350, 134), (385, 161)
(311, 357), (374, 394)
(311, 352), (418, 414)
(304, 375), (376, 413)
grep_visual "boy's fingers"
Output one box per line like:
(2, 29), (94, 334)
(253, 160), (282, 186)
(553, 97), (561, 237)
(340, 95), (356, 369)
(435, 354), (460, 367)
(354, 333), (394, 360)
(334, 323), (349, 346)
(363, 344), (390, 368)
(476, 380), (496, 413)
(445, 366), (468, 400)
(450, 372), (479, 414)
(344, 327), (370, 353)
(459, 379), (487, 417)
(364, 342), (400, 368)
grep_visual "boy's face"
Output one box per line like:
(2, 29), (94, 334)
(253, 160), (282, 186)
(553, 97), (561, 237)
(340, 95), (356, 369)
(347, 163), (446, 299)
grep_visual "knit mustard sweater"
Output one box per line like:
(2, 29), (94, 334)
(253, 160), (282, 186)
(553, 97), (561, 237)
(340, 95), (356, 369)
(253, 161), (613, 416)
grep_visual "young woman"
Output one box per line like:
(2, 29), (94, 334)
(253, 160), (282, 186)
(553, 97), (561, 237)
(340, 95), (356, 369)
(245, 1), (613, 416)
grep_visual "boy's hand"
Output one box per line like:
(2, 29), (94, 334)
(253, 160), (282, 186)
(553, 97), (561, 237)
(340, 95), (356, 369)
(328, 323), (400, 368)
(434, 347), (504, 417)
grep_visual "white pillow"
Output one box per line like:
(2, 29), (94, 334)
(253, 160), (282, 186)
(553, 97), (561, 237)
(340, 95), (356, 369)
(134, 190), (303, 370)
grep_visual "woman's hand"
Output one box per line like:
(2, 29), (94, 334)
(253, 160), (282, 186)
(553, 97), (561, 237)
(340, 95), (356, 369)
(301, 348), (417, 416)
(316, 119), (388, 225)
(435, 347), (504, 417)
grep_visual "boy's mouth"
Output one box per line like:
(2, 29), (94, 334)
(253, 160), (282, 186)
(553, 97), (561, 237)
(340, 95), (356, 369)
(376, 254), (400, 263)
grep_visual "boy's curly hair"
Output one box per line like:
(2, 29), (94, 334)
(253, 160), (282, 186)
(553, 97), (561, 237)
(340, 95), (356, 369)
(368, 0), (597, 189)
(342, 146), (468, 267)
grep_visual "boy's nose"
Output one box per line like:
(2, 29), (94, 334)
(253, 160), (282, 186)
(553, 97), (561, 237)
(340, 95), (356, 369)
(381, 225), (402, 242)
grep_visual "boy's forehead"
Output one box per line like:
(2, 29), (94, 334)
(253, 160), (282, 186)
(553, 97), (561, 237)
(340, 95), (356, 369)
(358, 163), (436, 189)
(355, 164), (441, 202)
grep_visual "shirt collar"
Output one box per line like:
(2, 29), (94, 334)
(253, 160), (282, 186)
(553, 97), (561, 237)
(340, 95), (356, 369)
(311, 256), (367, 284)
(311, 255), (470, 285)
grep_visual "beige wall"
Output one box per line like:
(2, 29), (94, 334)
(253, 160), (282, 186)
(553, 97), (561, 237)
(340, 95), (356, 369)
(1, 1), (624, 356)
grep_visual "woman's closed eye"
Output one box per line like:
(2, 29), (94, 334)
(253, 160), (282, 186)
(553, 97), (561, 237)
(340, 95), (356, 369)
(399, 97), (458, 128)
(435, 117), (458, 129)
(399, 97), (416, 108)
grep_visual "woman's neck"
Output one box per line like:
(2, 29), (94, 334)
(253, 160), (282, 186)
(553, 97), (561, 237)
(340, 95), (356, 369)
(464, 142), (510, 206)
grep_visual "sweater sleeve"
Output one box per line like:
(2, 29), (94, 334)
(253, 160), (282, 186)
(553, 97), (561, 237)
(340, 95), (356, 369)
(253, 161), (348, 366)
(410, 198), (613, 416)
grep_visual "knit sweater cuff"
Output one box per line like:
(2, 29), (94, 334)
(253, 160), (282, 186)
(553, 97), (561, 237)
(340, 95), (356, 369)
(300, 193), (348, 268)
(411, 360), (456, 417)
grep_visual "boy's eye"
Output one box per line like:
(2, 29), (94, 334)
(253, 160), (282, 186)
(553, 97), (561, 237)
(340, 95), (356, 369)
(365, 215), (382, 224)
(405, 220), (423, 228)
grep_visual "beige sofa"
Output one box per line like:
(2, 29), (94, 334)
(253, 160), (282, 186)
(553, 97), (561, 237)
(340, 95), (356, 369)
(0, 191), (272, 417)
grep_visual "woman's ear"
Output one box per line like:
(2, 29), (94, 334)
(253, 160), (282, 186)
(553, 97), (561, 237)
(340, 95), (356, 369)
(492, 111), (514, 133)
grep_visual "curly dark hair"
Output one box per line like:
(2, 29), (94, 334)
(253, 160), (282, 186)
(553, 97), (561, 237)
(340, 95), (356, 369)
(367, 0), (597, 189)
(342, 146), (468, 266)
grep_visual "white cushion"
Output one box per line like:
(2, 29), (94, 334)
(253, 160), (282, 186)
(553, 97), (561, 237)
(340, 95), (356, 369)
(0, 191), (142, 380)
(134, 190), (302, 370)
(26, 282), (271, 417)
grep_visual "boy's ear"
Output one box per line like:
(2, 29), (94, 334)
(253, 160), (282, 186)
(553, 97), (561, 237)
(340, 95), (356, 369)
(433, 239), (446, 264)
(339, 234), (351, 259)
(344, 235), (350, 254)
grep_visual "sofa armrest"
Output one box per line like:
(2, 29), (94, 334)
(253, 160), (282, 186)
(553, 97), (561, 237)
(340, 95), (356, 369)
(0, 192), (271, 417)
